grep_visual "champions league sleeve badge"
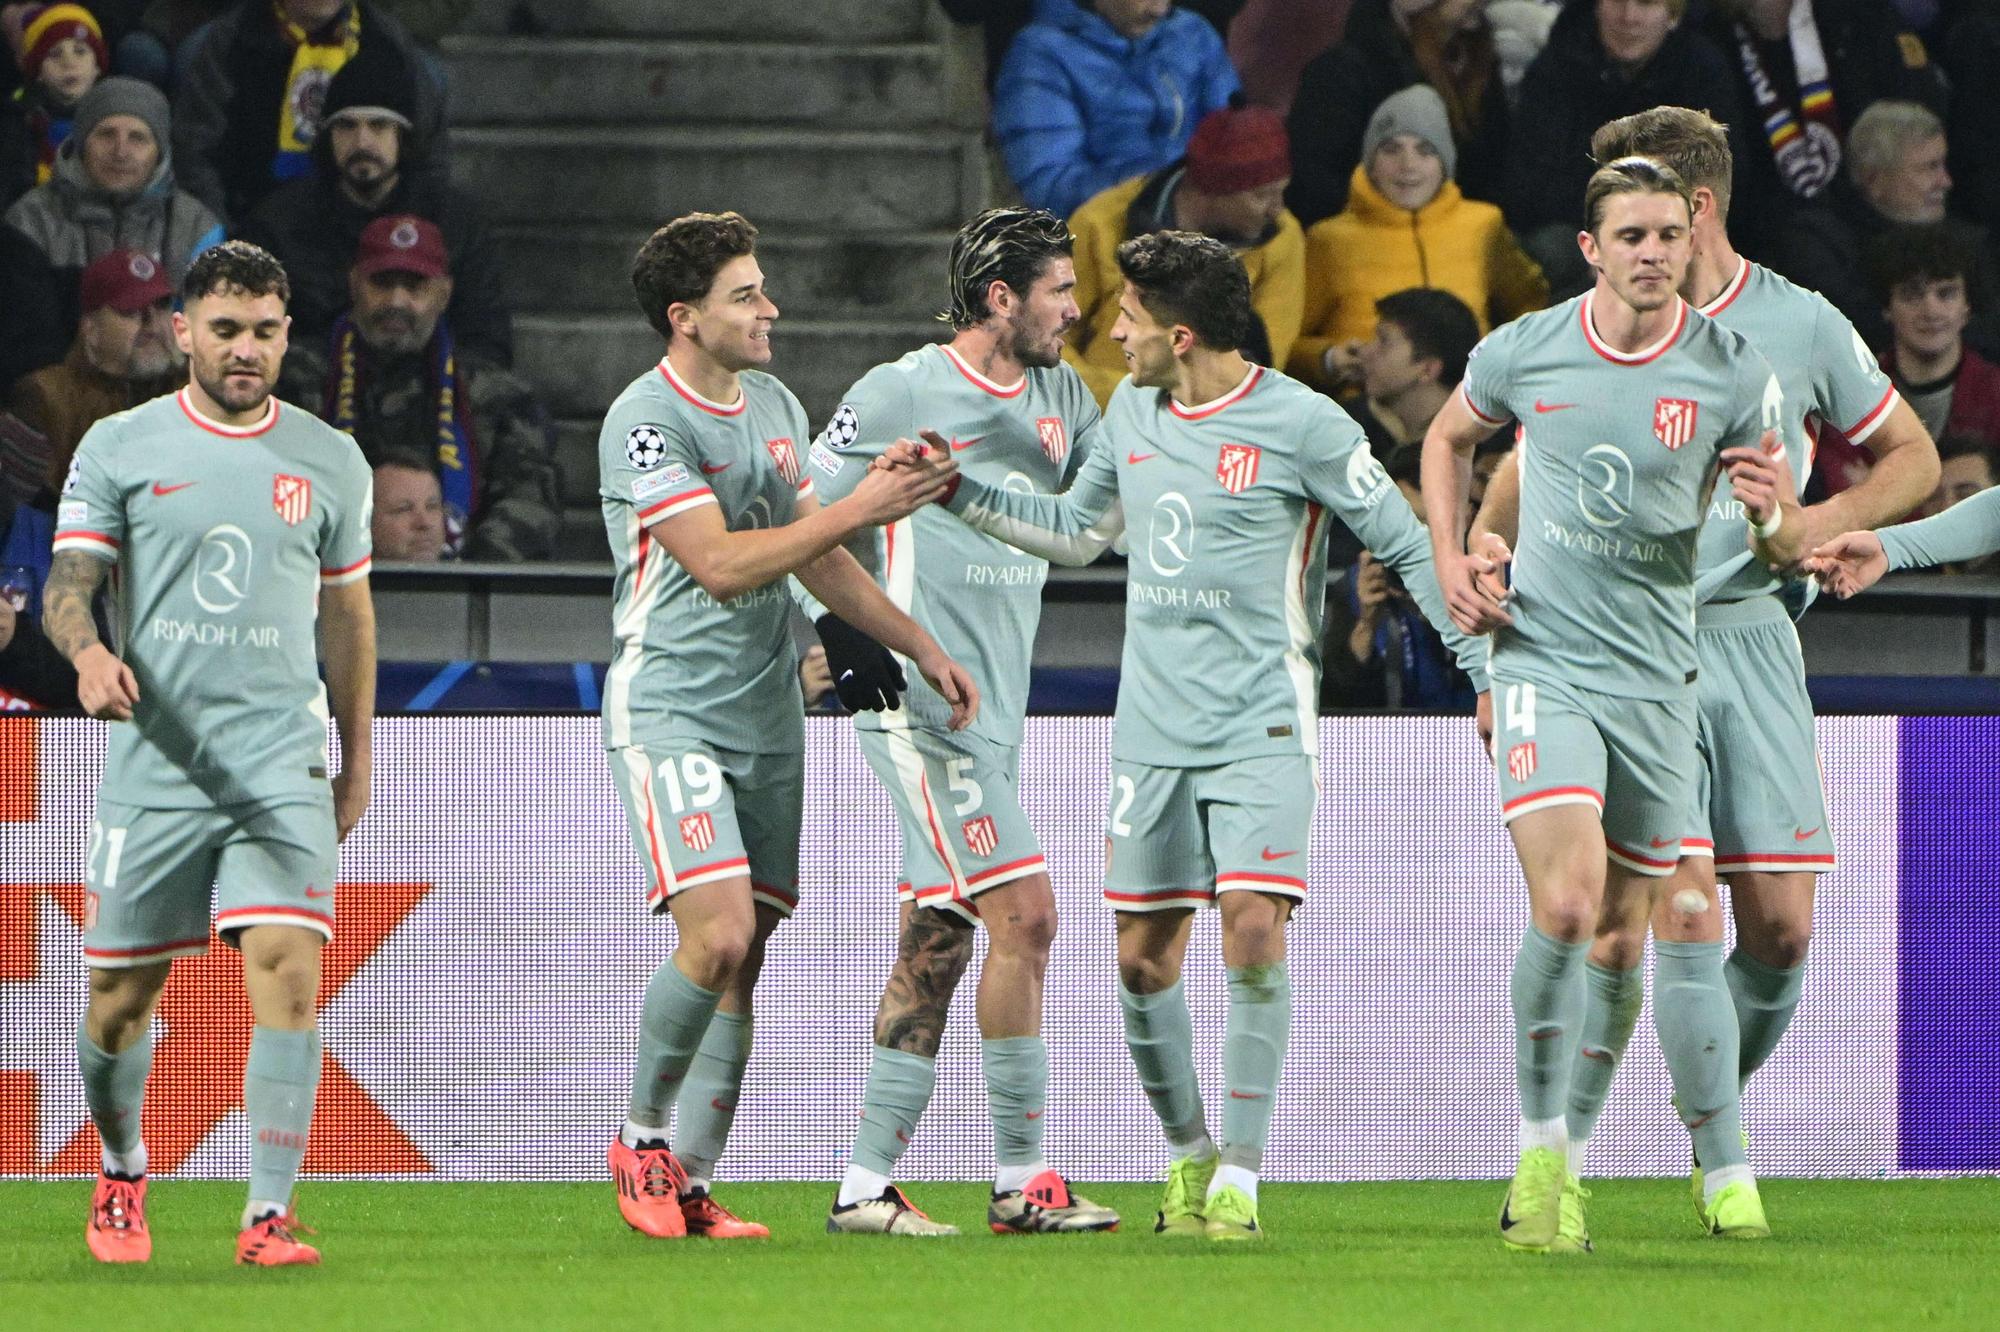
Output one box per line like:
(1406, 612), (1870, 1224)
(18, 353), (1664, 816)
(821, 403), (860, 450)
(625, 424), (670, 470)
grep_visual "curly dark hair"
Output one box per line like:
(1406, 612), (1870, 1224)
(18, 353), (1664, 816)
(631, 212), (759, 341)
(181, 239), (291, 306)
(1870, 223), (1985, 310)
(943, 207), (1074, 329)
(1113, 230), (1254, 350)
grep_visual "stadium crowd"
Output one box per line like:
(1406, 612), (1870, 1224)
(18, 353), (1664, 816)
(2, 0), (1997, 712)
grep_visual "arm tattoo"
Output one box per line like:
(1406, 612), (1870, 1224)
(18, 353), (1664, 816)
(874, 906), (975, 1057)
(42, 550), (110, 663)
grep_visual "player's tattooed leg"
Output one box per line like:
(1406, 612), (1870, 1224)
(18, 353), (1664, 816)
(874, 907), (975, 1057)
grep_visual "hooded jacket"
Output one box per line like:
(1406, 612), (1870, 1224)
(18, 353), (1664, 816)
(992, 0), (1238, 218)
(1290, 163), (1547, 389)
(0, 133), (222, 383)
(1064, 164), (1304, 407)
(239, 45), (512, 369)
(1505, 0), (1746, 236)
(1284, 0), (1511, 228)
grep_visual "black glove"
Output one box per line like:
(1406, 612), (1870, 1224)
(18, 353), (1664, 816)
(814, 612), (907, 712)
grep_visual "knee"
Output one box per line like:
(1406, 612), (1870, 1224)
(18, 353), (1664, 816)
(1745, 917), (1812, 969)
(1590, 921), (1649, 970)
(989, 897), (1058, 962)
(1117, 950), (1179, 994)
(246, 950), (320, 1023)
(87, 966), (166, 1039)
(685, 919), (755, 988)
(1534, 892), (1599, 944)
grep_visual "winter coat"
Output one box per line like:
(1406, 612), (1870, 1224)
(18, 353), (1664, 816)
(1290, 164), (1548, 390)
(1284, 0), (1510, 228)
(240, 113), (512, 369)
(0, 82), (80, 213)
(0, 139), (223, 383)
(10, 337), (181, 486)
(1505, 0), (1746, 236)
(280, 334), (560, 562)
(1064, 166), (1305, 407)
(172, 0), (445, 224)
(992, 0), (1238, 219)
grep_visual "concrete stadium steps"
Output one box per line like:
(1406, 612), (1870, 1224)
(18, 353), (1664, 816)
(451, 126), (984, 229)
(444, 38), (948, 129)
(493, 225), (955, 318)
(516, 313), (945, 420)
(460, 0), (933, 40)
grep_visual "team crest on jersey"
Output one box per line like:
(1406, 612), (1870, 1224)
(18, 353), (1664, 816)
(1507, 742), (1538, 784)
(680, 812), (716, 852)
(1216, 443), (1261, 494)
(1653, 398), (1698, 451)
(766, 437), (801, 485)
(1036, 417), (1068, 465)
(273, 474), (311, 526)
(962, 815), (999, 858)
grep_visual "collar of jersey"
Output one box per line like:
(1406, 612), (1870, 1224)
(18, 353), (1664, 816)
(1579, 291), (1687, 366)
(1169, 364), (1262, 419)
(657, 356), (746, 416)
(176, 386), (279, 437)
(1696, 258), (1751, 317)
(940, 344), (1025, 398)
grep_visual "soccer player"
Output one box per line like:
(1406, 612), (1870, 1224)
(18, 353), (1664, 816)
(884, 229), (1490, 1240)
(808, 208), (1118, 1236)
(1806, 484), (2000, 591)
(45, 240), (376, 1267)
(1471, 107), (1940, 1221)
(599, 212), (977, 1241)
(1422, 156), (1807, 1253)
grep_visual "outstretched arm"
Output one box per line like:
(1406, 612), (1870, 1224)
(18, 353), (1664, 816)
(908, 430), (1126, 565)
(1806, 486), (2000, 596)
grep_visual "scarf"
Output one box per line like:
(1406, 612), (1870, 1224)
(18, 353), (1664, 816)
(273, 1), (362, 183)
(328, 314), (477, 555)
(1733, 0), (1842, 199)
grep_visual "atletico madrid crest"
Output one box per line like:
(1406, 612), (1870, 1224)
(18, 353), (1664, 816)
(680, 812), (715, 852)
(766, 437), (801, 484)
(1508, 742), (1538, 784)
(1653, 398), (1698, 451)
(962, 814), (998, 858)
(1216, 443), (1260, 494)
(273, 473), (311, 525)
(1036, 416), (1068, 465)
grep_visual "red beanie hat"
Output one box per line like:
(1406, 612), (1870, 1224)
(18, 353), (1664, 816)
(1185, 105), (1291, 196)
(18, 4), (107, 82)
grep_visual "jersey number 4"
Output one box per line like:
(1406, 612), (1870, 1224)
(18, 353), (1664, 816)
(1502, 683), (1538, 738)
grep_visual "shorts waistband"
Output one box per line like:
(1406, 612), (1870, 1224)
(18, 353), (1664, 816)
(1696, 594), (1790, 630)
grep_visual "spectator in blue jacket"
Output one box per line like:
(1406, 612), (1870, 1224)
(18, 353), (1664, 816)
(992, 0), (1239, 219)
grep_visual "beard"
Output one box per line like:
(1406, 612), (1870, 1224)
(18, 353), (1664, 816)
(361, 310), (428, 356)
(127, 338), (181, 380)
(1007, 317), (1068, 370)
(195, 360), (273, 414)
(341, 152), (394, 194)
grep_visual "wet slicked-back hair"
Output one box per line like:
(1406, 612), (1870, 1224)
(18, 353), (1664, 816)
(1584, 156), (1695, 236)
(943, 207), (1075, 329)
(1113, 230), (1254, 350)
(182, 239), (291, 306)
(631, 211), (759, 340)
(1591, 106), (1734, 221)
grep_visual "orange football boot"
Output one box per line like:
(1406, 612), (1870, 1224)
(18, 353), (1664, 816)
(679, 1188), (770, 1239)
(609, 1137), (688, 1237)
(235, 1211), (321, 1266)
(87, 1174), (151, 1263)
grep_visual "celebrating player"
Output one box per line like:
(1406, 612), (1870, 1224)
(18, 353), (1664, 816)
(1806, 485), (1999, 591)
(1471, 108), (1939, 1223)
(884, 230), (1488, 1240)
(1422, 157), (1807, 1253)
(46, 241), (376, 1267)
(598, 212), (977, 1241)
(808, 208), (1118, 1236)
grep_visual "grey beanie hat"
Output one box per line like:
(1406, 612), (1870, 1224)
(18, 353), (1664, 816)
(1363, 84), (1457, 181)
(72, 76), (172, 155)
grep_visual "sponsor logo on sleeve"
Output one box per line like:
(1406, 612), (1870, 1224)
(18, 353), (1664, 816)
(58, 501), (88, 524)
(631, 471), (674, 501)
(625, 424), (670, 470)
(809, 441), (843, 477)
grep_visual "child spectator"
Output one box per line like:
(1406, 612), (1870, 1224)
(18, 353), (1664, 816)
(0, 3), (107, 207)
(1290, 85), (1546, 392)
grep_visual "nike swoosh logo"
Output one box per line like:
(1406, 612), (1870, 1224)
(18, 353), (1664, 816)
(1528, 1029), (1562, 1042)
(151, 480), (197, 496)
(1533, 400), (1577, 413)
(1260, 848), (1297, 861)
(711, 1098), (736, 1112)
(700, 462), (732, 474)
(303, 886), (333, 899)
(950, 436), (983, 451)
(1227, 1090), (1267, 1100)
(1650, 837), (1677, 849)
(1024, 1110), (1042, 1120)
(1500, 1202), (1521, 1231)
(1794, 826), (1821, 841)
(1580, 1047), (1615, 1064)
(895, 1129), (911, 1144)
(1685, 1109), (1720, 1131)
(1126, 451), (1156, 464)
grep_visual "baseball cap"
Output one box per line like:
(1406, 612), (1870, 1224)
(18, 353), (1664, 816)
(354, 214), (448, 280)
(80, 248), (171, 314)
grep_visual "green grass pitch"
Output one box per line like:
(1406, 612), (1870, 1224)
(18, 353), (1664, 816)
(5, 1179), (1997, 1330)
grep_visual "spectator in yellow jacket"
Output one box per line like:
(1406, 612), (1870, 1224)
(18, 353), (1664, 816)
(1065, 103), (1305, 407)
(1290, 84), (1547, 393)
